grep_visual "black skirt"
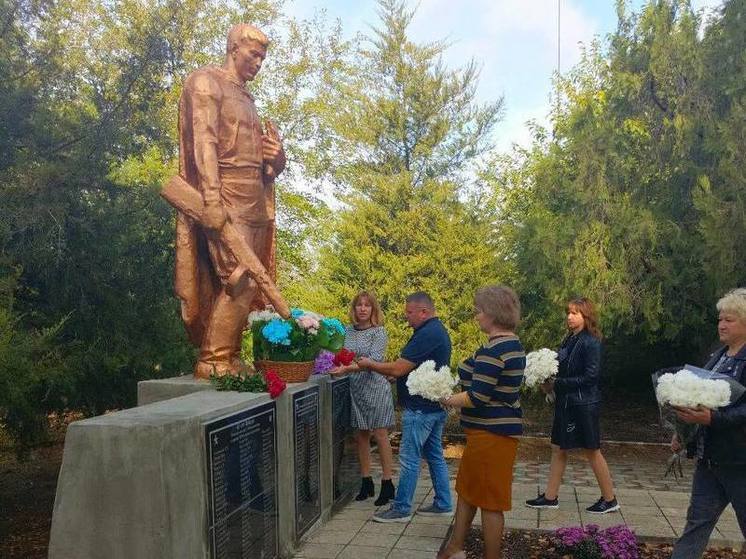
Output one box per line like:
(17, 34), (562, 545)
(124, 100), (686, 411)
(550, 401), (601, 450)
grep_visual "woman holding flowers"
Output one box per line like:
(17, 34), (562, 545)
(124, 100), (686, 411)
(438, 285), (525, 559)
(671, 288), (746, 558)
(526, 297), (618, 514)
(330, 291), (396, 506)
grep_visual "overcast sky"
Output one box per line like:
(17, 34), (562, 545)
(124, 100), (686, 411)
(286, 0), (724, 152)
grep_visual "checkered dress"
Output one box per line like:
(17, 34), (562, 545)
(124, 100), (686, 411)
(344, 325), (394, 430)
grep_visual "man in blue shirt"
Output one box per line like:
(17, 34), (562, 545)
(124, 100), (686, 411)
(357, 291), (453, 522)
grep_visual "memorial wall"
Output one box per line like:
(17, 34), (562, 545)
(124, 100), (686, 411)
(49, 377), (354, 559)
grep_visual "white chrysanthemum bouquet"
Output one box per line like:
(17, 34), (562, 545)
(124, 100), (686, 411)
(524, 348), (559, 388)
(652, 365), (745, 478)
(523, 348), (559, 402)
(406, 360), (458, 401)
(655, 369), (732, 409)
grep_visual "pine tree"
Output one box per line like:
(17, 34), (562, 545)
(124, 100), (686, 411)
(308, 0), (506, 361)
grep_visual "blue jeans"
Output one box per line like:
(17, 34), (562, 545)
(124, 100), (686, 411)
(392, 408), (451, 514)
(671, 461), (746, 558)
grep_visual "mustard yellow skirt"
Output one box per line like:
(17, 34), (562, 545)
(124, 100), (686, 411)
(455, 428), (518, 512)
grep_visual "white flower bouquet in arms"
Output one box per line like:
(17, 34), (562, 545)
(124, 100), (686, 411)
(523, 348), (559, 388)
(655, 369), (733, 409)
(652, 365), (746, 478)
(406, 360), (457, 401)
(523, 348), (559, 402)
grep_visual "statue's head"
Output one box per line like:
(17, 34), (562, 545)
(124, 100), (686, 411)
(225, 23), (269, 82)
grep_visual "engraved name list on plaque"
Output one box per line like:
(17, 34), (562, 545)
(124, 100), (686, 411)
(204, 401), (278, 559)
(330, 376), (357, 506)
(292, 385), (321, 539)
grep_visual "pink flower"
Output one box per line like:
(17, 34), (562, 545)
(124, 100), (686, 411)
(297, 315), (320, 333)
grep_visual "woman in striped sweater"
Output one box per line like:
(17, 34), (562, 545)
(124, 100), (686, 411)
(438, 285), (526, 559)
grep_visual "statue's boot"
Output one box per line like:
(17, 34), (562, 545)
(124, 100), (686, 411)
(194, 286), (254, 379)
(229, 278), (256, 374)
(229, 306), (253, 374)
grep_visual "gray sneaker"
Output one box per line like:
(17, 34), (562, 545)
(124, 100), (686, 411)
(416, 504), (453, 516)
(373, 507), (412, 523)
(586, 496), (620, 514)
(525, 494), (559, 509)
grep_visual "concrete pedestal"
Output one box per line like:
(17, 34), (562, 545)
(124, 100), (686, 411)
(137, 374), (214, 406)
(48, 391), (270, 559)
(51, 375), (351, 559)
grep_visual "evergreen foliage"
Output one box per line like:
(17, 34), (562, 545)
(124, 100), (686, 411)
(491, 0), (746, 383)
(1, 0), (745, 450)
(294, 0), (506, 360)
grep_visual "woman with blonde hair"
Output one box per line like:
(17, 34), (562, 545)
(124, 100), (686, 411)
(330, 291), (395, 505)
(438, 285), (526, 559)
(671, 288), (746, 558)
(526, 297), (619, 514)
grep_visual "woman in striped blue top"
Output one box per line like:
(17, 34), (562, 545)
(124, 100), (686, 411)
(438, 285), (526, 559)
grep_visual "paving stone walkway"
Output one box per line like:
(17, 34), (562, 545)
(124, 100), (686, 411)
(511, 449), (697, 492)
(293, 449), (744, 558)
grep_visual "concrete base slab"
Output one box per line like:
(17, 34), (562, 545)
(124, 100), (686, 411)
(137, 374), (214, 405)
(49, 391), (270, 559)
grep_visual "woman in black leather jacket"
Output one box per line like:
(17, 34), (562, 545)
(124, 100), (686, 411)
(526, 297), (619, 514)
(671, 288), (746, 558)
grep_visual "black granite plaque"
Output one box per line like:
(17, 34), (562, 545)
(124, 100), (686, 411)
(205, 401), (278, 559)
(293, 386), (321, 539)
(331, 376), (357, 506)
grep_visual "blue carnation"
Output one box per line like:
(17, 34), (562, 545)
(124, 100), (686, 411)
(262, 319), (292, 345)
(321, 318), (345, 335)
(290, 308), (304, 319)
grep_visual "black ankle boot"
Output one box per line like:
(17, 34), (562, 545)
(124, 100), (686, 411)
(356, 477), (374, 501)
(374, 478), (395, 506)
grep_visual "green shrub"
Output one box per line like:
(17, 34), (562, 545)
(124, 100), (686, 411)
(0, 269), (67, 454)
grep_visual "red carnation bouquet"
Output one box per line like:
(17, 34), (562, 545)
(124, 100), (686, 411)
(264, 369), (287, 398)
(333, 348), (356, 367)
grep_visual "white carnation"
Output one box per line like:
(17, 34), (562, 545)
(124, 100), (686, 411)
(300, 310), (323, 321)
(406, 360), (458, 401)
(656, 369), (731, 409)
(247, 309), (281, 326)
(523, 348), (559, 388)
